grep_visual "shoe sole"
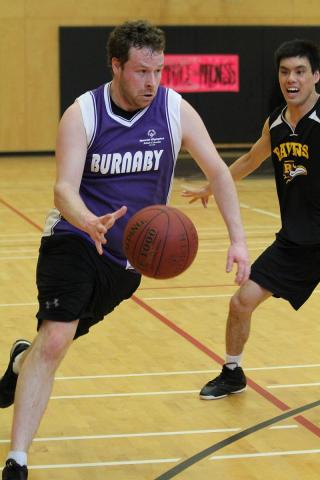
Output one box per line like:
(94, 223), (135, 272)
(10, 339), (31, 357)
(0, 340), (31, 408)
(199, 386), (247, 400)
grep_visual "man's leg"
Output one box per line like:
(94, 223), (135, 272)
(200, 280), (272, 400)
(2, 319), (78, 478)
(226, 279), (272, 356)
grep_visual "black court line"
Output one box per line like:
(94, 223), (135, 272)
(154, 399), (320, 479)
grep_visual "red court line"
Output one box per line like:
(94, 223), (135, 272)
(139, 283), (236, 291)
(4, 196), (320, 438)
(132, 294), (320, 438)
(0, 197), (43, 232)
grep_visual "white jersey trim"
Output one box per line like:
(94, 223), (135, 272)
(76, 91), (97, 147)
(76, 84), (182, 148)
(42, 208), (62, 237)
(269, 112), (283, 130)
(309, 110), (320, 124)
(165, 88), (182, 204)
(104, 83), (151, 127)
(166, 88), (182, 160)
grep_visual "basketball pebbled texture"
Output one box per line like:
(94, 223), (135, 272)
(123, 205), (198, 279)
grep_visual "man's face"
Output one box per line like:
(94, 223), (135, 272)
(112, 46), (164, 110)
(278, 56), (320, 107)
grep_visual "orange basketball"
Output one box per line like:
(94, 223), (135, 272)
(123, 205), (198, 279)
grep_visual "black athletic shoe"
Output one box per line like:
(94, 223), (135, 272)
(0, 340), (31, 408)
(200, 363), (247, 400)
(2, 459), (28, 480)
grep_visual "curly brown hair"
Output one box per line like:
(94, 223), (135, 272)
(107, 20), (165, 67)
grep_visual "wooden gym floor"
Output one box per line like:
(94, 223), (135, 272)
(0, 156), (319, 479)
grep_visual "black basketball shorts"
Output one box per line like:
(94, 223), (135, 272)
(36, 234), (141, 338)
(250, 235), (320, 310)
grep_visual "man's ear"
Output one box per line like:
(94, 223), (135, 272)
(111, 57), (121, 76)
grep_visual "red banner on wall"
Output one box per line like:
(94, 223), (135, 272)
(161, 54), (239, 93)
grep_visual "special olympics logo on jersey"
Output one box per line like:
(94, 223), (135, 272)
(139, 129), (164, 146)
(148, 129), (156, 138)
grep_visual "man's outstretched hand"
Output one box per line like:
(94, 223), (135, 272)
(86, 206), (128, 254)
(181, 184), (212, 208)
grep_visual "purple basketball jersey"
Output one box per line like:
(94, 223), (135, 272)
(43, 83), (182, 268)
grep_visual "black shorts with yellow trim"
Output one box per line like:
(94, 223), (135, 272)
(250, 235), (320, 310)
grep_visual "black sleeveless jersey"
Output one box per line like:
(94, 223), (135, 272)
(269, 97), (320, 245)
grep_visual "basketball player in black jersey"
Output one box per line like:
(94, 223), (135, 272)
(182, 38), (320, 399)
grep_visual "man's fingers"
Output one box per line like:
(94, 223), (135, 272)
(226, 255), (250, 285)
(201, 197), (208, 208)
(97, 224), (107, 234)
(235, 264), (245, 285)
(113, 205), (127, 220)
(100, 206), (127, 225)
(234, 261), (251, 285)
(181, 185), (195, 196)
(95, 240), (103, 255)
(226, 255), (233, 274)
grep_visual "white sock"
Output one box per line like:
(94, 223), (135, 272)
(7, 451), (27, 466)
(225, 353), (243, 369)
(12, 352), (25, 375)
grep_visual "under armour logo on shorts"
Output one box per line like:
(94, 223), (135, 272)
(45, 298), (60, 309)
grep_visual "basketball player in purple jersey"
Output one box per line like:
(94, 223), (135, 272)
(0, 20), (249, 478)
(182, 39), (320, 400)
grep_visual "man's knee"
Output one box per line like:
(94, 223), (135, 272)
(229, 290), (254, 316)
(229, 280), (270, 317)
(37, 320), (78, 363)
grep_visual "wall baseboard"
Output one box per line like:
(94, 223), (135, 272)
(0, 151), (54, 157)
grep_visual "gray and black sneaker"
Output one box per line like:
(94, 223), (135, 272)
(200, 363), (247, 400)
(0, 340), (31, 408)
(2, 459), (28, 480)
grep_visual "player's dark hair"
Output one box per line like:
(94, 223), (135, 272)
(107, 20), (165, 67)
(274, 38), (320, 73)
